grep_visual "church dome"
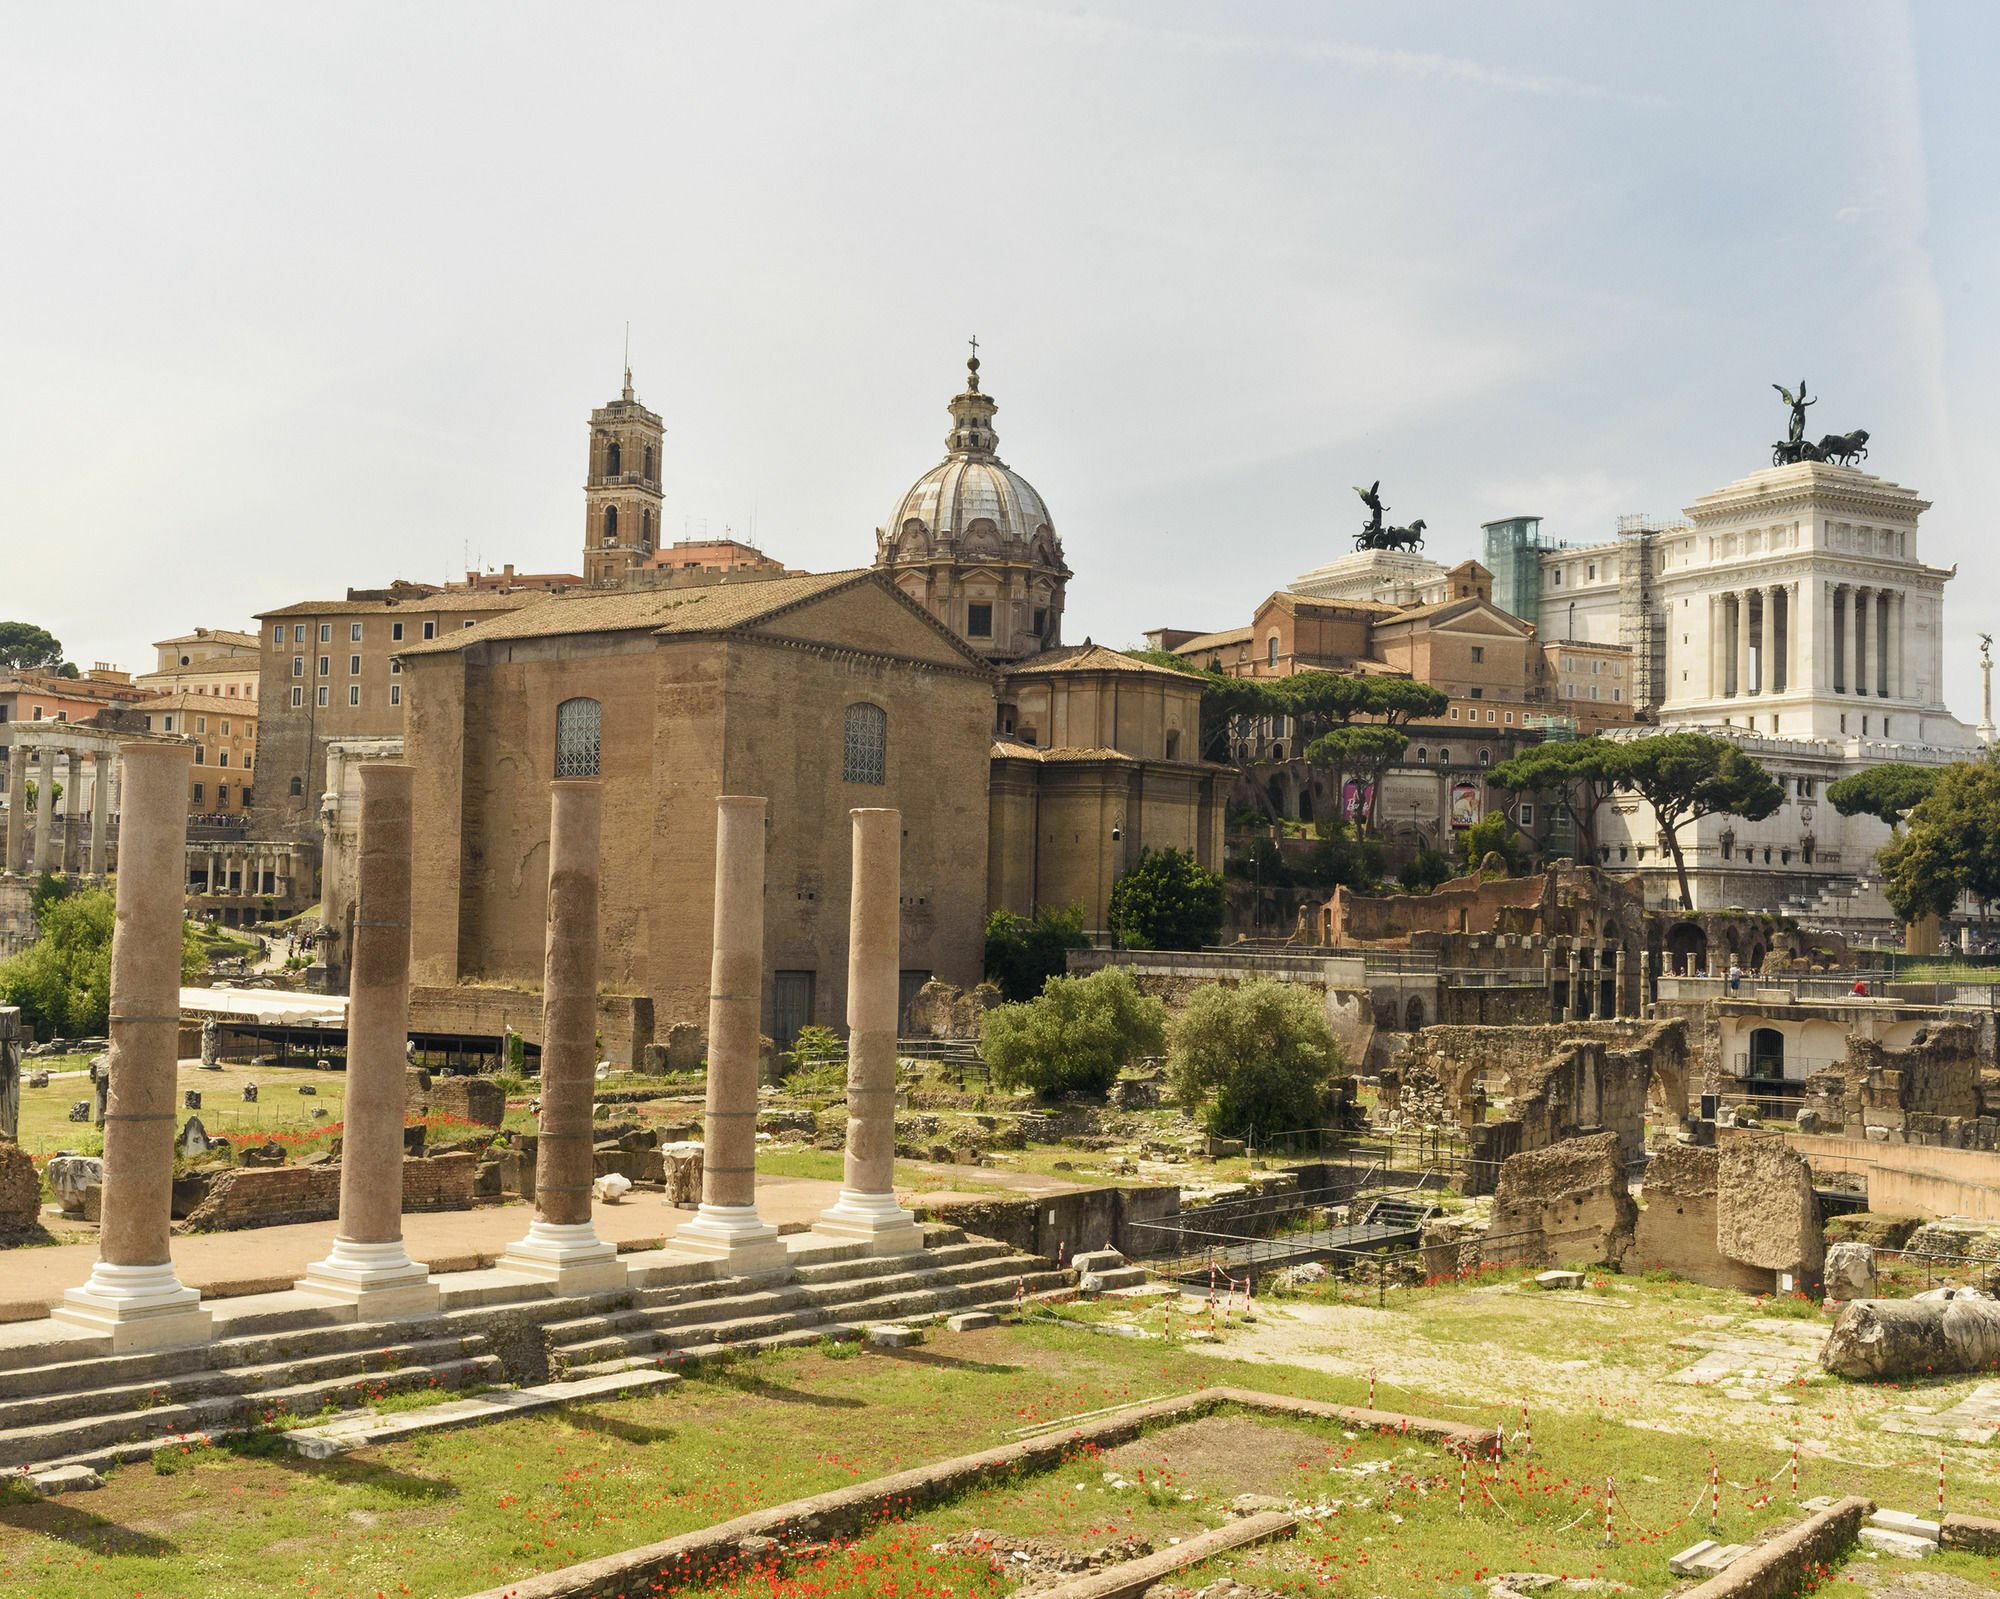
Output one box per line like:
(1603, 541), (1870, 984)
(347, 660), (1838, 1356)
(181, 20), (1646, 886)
(877, 355), (1061, 565)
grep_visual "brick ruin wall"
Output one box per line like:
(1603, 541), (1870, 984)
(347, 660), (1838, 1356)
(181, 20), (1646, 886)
(182, 1152), (477, 1232)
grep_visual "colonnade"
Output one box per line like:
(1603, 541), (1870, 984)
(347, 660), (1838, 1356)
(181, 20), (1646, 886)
(49, 748), (920, 1348)
(3, 738), (115, 879)
(1705, 580), (1911, 704)
(189, 847), (295, 901)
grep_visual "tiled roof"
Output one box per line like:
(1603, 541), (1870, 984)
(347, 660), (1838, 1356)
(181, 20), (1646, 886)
(1174, 626), (1255, 653)
(394, 570), (883, 656)
(153, 629), (260, 650)
(131, 692), (258, 715)
(1003, 643), (1195, 681)
(256, 592), (536, 620)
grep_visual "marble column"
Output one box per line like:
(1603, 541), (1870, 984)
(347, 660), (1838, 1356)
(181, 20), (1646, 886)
(89, 752), (111, 879)
(672, 796), (785, 1272)
(815, 809), (922, 1255)
(499, 780), (625, 1290)
(53, 742), (211, 1351)
(1877, 592), (1892, 698)
(33, 754), (58, 872)
(1853, 586), (1869, 699)
(1704, 594), (1721, 699)
(1733, 592), (1750, 699)
(1566, 946), (1585, 1022)
(4, 742), (27, 874)
(1614, 945), (1631, 1019)
(297, 764), (439, 1317)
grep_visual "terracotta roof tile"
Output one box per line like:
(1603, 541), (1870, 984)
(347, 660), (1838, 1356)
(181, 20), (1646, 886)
(257, 592), (536, 619)
(1003, 643), (1195, 680)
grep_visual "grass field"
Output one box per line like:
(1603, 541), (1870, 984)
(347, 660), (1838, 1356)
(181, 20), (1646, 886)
(5, 1265), (2000, 1599)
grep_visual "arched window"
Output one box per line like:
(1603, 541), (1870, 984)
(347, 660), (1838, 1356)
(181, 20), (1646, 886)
(842, 703), (887, 785)
(1438, 748), (1450, 765)
(642, 509), (653, 542)
(1415, 747), (1427, 763)
(1267, 636), (1278, 665)
(603, 505), (618, 545)
(607, 440), (622, 475)
(643, 445), (655, 479)
(555, 697), (602, 778)
(289, 776), (303, 797)
(1164, 730), (1180, 760)
(1478, 748), (1490, 767)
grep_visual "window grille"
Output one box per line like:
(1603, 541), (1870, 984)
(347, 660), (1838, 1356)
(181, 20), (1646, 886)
(555, 697), (601, 778)
(842, 702), (887, 785)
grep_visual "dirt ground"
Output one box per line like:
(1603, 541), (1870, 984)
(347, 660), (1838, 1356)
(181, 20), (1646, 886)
(1100, 1415), (1349, 1501)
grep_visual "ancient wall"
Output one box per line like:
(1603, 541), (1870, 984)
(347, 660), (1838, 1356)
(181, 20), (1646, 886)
(1630, 1143), (1776, 1293)
(1326, 869), (1550, 945)
(407, 986), (653, 1067)
(1490, 1131), (1636, 1268)
(1399, 1018), (1689, 1139)
(181, 1153), (477, 1231)
(1437, 985), (1547, 1027)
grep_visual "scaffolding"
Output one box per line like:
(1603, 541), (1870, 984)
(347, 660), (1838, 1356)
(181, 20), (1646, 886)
(1614, 513), (1685, 719)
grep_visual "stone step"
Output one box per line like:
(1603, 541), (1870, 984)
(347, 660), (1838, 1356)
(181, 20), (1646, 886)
(285, 1370), (682, 1459)
(216, 1334), (492, 1398)
(1081, 1267), (1151, 1292)
(0, 1351), (508, 1473)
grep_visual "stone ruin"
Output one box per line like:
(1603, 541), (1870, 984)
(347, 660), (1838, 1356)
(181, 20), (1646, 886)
(1632, 1140), (1823, 1293)
(901, 977), (1002, 1039)
(1382, 1018), (1689, 1193)
(1490, 1132), (1637, 1269)
(1797, 1021), (2000, 1147)
(0, 1141), (39, 1237)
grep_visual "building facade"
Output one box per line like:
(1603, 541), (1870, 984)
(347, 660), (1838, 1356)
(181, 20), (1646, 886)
(250, 585), (541, 844)
(398, 570), (996, 1045)
(134, 693), (256, 818)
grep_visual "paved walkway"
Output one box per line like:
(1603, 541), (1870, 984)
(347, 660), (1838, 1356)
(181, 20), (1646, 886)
(1, 1175), (844, 1320)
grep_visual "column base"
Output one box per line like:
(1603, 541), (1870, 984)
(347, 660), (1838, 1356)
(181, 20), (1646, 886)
(496, 1221), (628, 1293)
(51, 1263), (212, 1352)
(295, 1239), (441, 1320)
(813, 1189), (924, 1256)
(669, 1204), (787, 1273)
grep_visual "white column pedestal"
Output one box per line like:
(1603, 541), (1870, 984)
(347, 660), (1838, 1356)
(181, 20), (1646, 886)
(296, 1238), (441, 1319)
(52, 1262), (213, 1352)
(669, 1203), (787, 1274)
(814, 1189), (924, 1256)
(497, 1220), (628, 1293)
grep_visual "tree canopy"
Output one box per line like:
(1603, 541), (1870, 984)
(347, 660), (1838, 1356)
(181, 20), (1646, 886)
(1456, 812), (1529, 876)
(982, 903), (1091, 1002)
(0, 887), (205, 1037)
(1165, 978), (1343, 1138)
(1617, 733), (1784, 909)
(1827, 763), (1941, 828)
(0, 622), (64, 672)
(1304, 724), (1408, 838)
(978, 965), (1167, 1099)
(1489, 738), (1626, 863)
(1108, 847), (1226, 951)
(1876, 756), (2000, 925)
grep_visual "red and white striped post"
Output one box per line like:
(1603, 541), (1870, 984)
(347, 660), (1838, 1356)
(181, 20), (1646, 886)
(1459, 1454), (1466, 1515)
(1939, 1444), (1946, 1534)
(1710, 1465), (1720, 1532)
(1369, 1367), (1376, 1409)
(1790, 1439), (1799, 1500)
(1604, 1476), (1614, 1546)
(1521, 1405), (1531, 1458)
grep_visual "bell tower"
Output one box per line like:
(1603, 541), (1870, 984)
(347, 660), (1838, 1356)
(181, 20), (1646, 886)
(583, 368), (665, 587)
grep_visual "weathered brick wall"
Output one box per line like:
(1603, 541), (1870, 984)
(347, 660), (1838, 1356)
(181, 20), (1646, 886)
(0, 1142), (40, 1236)
(425, 1076), (507, 1127)
(1437, 986), (1546, 1027)
(1631, 1142), (1774, 1293)
(1491, 1131), (1636, 1268)
(182, 1153), (476, 1231)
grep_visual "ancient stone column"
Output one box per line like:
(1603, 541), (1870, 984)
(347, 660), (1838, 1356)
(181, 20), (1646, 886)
(499, 780), (625, 1291)
(89, 751), (112, 878)
(4, 743), (27, 875)
(33, 753), (58, 873)
(815, 809), (922, 1255)
(297, 765), (439, 1317)
(671, 796), (785, 1272)
(53, 742), (211, 1351)
(1614, 945), (1632, 1018)
(1566, 945), (1586, 1022)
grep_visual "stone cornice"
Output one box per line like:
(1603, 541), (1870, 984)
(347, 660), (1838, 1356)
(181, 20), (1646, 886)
(1685, 476), (1930, 527)
(1660, 556), (1949, 592)
(731, 630), (1000, 685)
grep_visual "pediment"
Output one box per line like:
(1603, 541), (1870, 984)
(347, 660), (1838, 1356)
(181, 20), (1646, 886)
(749, 577), (987, 668)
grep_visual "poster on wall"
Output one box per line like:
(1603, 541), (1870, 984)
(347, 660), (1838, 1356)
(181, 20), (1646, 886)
(1341, 781), (1373, 820)
(1449, 782), (1481, 829)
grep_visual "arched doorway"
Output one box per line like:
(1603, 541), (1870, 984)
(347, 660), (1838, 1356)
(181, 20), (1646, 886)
(1297, 785), (1314, 824)
(1665, 923), (1708, 976)
(1404, 994), (1426, 1032)
(1748, 1027), (1785, 1082)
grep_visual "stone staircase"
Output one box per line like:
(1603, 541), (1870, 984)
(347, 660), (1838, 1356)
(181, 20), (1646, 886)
(0, 1227), (1069, 1478)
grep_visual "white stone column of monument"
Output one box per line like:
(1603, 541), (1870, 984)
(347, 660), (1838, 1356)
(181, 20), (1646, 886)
(499, 779), (626, 1290)
(1853, 585), (1870, 701)
(1831, 586), (1847, 693)
(1733, 591), (1750, 700)
(297, 764), (439, 1317)
(1703, 594), (1720, 699)
(815, 808), (923, 1255)
(89, 751), (111, 879)
(1877, 591), (1892, 698)
(52, 742), (211, 1351)
(33, 751), (58, 872)
(4, 740), (28, 875)
(671, 795), (785, 1272)
(1894, 589), (1908, 700)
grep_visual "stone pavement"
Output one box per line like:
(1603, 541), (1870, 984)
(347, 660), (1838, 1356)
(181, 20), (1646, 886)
(0, 1174), (843, 1320)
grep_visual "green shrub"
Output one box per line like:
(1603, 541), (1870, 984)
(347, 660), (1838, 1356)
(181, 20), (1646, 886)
(0, 888), (203, 1037)
(1108, 848), (1225, 951)
(1165, 978), (1342, 1138)
(978, 966), (1166, 1099)
(983, 903), (1090, 1002)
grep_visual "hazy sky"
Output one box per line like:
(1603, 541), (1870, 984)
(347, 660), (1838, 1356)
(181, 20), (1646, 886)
(5, 3), (1996, 721)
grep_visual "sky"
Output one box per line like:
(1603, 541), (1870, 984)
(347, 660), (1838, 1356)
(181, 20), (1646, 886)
(4, 2), (1996, 722)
